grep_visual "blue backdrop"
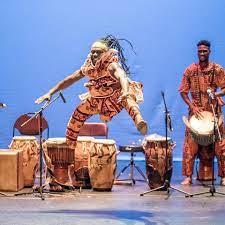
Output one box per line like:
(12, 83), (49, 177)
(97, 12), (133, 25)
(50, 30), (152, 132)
(1, 0), (225, 160)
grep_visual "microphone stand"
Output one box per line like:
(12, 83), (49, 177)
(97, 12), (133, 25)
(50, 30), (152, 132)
(187, 95), (225, 197)
(140, 91), (191, 197)
(21, 92), (64, 200)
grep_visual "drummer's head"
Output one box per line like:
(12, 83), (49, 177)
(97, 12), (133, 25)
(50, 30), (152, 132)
(197, 40), (211, 63)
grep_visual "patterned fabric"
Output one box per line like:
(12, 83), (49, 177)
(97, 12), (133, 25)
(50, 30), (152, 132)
(66, 50), (144, 146)
(81, 49), (120, 98)
(179, 62), (225, 177)
(179, 62), (225, 110)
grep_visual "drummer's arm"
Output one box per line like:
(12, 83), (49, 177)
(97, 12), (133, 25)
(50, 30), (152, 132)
(180, 92), (193, 109)
(180, 92), (203, 118)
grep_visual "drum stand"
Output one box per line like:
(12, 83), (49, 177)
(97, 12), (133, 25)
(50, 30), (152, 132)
(186, 99), (225, 197)
(115, 146), (147, 185)
(21, 92), (65, 200)
(140, 91), (191, 197)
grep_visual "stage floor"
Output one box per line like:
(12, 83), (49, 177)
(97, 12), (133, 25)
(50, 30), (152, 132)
(0, 161), (225, 225)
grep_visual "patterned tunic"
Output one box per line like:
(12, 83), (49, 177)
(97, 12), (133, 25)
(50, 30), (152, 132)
(66, 49), (143, 146)
(179, 62), (225, 177)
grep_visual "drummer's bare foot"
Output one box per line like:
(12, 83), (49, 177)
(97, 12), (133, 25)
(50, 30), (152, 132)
(220, 177), (225, 186)
(137, 120), (148, 135)
(181, 177), (192, 185)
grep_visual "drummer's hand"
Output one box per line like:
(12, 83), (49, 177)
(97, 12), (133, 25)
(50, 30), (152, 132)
(191, 105), (203, 119)
(35, 92), (51, 104)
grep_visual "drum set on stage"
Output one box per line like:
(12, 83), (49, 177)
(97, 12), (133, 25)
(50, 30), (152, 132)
(1, 97), (223, 195)
(6, 130), (178, 193)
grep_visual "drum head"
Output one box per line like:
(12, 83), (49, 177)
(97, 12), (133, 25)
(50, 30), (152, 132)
(46, 138), (66, 145)
(189, 111), (222, 135)
(144, 133), (171, 142)
(13, 136), (37, 140)
(93, 139), (116, 145)
(77, 136), (95, 142)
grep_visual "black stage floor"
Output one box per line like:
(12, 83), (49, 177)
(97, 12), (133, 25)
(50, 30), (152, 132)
(0, 160), (225, 225)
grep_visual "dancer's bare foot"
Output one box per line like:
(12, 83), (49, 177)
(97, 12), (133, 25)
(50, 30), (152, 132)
(137, 120), (148, 135)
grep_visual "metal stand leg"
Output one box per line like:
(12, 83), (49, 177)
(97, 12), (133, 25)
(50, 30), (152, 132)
(116, 152), (147, 185)
(140, 92), (191, 197)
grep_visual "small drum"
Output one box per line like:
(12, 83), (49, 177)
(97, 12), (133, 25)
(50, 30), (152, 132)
(44, 138), (74, 186)
(143, 134), (175, 189)
(89, 139), (117, 191)
(183, 111), (223, 146)
(9, 136), (39, 187)
(73, 136), (95, 188)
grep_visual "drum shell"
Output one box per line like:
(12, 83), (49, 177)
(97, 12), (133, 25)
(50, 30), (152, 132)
(89, 139), (117, 191)
(9, 136), (39, 187)
(44, 138), (74, 186)
(143, 140), (173, 189)
(73, 137), (94, 188)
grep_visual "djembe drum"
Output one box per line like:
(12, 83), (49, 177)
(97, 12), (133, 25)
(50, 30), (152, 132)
(183, 111), (223, 180)
(143, 134), (175, 189)
(73, 136), (94, 188)
(89, 139), (117, 191)
(9, 136), (39, 187)
(44, 138), (74, 188)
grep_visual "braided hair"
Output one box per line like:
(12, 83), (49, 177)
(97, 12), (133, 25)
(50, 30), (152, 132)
(99, 35), (135, 75)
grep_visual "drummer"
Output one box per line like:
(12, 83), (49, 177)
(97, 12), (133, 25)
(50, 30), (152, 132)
(179, 40), (225, 185)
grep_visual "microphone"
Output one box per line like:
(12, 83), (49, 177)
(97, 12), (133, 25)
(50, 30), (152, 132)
(0, 103), (6, 108)
(167, 114), (173, 132)
(207, 89), (215, 100)
(59, 92), (66, 103)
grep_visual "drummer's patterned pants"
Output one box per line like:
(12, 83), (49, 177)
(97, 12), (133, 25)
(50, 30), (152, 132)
(182, 127), (225, 177)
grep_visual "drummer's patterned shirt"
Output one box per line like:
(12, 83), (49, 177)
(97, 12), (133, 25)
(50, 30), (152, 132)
(179, 62), (225, 112)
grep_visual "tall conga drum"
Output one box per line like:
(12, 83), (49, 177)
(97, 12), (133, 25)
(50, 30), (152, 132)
(89, 139), (117, 191)
(143, 134), (175, 189)
(9, 136), (39, 187)
(44, 138), (74, 189)
(73, 136), (94, 188)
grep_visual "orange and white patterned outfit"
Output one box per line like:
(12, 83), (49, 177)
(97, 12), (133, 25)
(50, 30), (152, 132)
(66, 49), (145, 146)
(179, 62), (225, 177)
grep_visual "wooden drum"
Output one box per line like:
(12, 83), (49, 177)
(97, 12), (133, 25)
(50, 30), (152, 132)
(143, 134), (175, 189)
(9, 136), (39, 187)
(183, 111), (223, 146)
(44, 138), (74, 186)
(73, 136), (94, 188)
(89, 139), (117, 191)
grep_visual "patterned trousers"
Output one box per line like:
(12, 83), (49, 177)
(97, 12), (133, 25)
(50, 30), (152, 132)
(66, 95), (144, 147)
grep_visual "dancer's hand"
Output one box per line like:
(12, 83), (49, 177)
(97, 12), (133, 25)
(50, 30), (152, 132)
(35, 92), (51, 104)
